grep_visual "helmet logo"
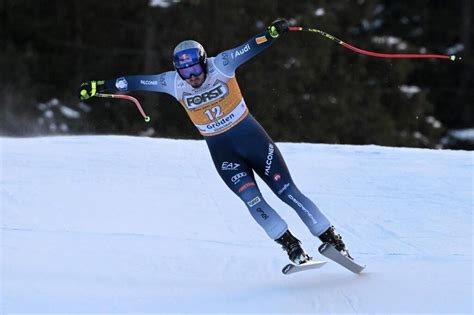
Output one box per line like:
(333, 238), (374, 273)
(179, 53), (192, 65)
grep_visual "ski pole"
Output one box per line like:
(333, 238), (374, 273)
(95, 93), (151, 122)
(289, 26), (458, 61)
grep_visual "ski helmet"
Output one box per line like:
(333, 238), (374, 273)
(173, 40), (208, 80)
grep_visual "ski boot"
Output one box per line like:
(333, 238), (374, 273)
(318, 226), (353, 259)
(275, 230), (311, 265)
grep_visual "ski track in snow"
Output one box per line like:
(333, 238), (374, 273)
(1, 136), (472, 314)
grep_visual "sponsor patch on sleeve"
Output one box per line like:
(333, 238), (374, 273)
(255, 36), (268, 45)
(115, 77), (128, 91)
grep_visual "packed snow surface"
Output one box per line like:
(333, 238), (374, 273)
(1, 136), (472, 314)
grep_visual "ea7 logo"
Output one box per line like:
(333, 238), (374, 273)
(222, 162), (240, 171)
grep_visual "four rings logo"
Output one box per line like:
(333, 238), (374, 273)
(184, 80), (229, 109)
(231, 172), (247, 184)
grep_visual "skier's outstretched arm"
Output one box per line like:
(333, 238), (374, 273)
(213, 18), (289, 76)
(79, 71), (177, 101)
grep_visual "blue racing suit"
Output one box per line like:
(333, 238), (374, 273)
(102, 30), (331, 240)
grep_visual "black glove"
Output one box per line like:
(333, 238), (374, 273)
(268, 18), (289, 38)
(78, 80), (105, 101)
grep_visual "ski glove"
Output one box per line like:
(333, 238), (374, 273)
(268, 18), (289, 38)
(79, 80), (105, 101)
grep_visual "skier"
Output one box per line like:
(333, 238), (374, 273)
(79, 19), (351, 266)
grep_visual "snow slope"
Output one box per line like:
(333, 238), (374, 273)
(1, 136), (472, 314)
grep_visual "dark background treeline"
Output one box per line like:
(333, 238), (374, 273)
(1, 0), (472, 149)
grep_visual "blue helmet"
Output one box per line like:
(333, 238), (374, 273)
(173, 40), (208, 80)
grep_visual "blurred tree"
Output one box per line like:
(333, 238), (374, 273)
(0, 0), (471, 149)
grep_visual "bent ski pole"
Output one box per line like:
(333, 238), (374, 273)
(289, 26), (458, 61)
(95, 93), (151, 122)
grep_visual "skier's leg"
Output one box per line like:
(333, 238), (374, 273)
(258, 149), (352, 256)
(236, 117), (331, 237)
(212, 160), (311, 264)
(276, 181), (331, 237)
(231, 115), (352, 257)
(205, 141), (288, 240)
(235, 179), (289, 240)
(259, 147), (331, 237)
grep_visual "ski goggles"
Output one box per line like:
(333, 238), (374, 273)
(177, 62), (205, 80)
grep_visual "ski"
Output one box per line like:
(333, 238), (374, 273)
(318, 243), (365, 274)
(282, 259), (327, 275)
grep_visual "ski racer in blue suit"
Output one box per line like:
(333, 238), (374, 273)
(79, 19), (352, 265)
